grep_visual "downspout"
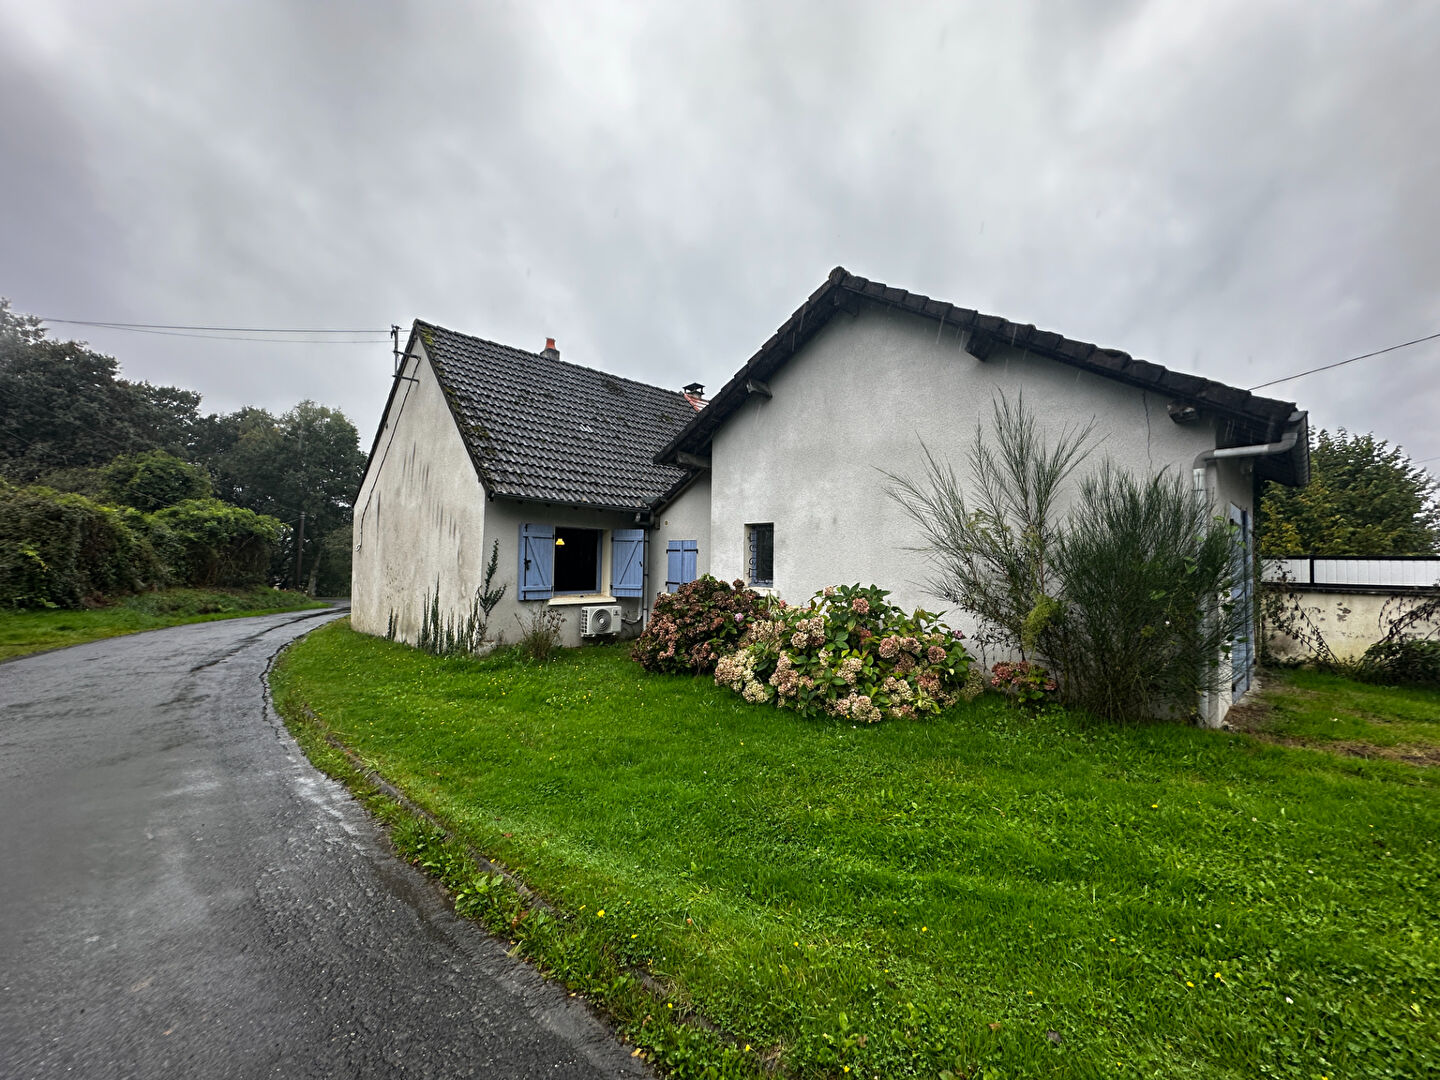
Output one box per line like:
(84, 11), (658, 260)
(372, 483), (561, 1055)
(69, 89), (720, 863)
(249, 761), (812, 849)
(1191, 429), (1299, 726)
(641, 522), (651, 632)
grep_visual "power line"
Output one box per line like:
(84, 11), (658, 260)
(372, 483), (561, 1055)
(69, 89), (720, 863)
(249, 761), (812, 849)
(69, 326), (387, 344)
(37, 322), (387, 344)
(1248, 330), (1440, 392)
(39, 317), (387, 334)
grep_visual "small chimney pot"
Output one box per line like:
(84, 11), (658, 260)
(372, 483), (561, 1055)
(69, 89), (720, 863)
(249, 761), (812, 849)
(541, 337), (559, 360)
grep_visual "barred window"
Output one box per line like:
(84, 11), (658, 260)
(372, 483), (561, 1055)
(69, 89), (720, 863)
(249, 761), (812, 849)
(747, 523), (774, 587)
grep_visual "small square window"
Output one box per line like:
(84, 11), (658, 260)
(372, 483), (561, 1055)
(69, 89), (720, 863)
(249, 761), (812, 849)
(747, 523), (774, 587)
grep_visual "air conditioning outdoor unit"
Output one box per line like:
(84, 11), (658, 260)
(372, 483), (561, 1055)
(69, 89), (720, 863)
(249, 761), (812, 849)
(579, 604), (622, 637)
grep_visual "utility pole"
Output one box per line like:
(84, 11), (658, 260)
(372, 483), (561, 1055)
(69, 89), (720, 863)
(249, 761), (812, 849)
(294, 510), (306, 590)
(293, 421), (306, 591)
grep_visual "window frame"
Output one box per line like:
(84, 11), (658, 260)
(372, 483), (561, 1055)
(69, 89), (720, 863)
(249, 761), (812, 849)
(747, 522), (774, 588)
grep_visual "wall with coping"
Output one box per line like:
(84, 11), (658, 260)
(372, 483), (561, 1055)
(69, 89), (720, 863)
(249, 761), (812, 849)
(483, 497), (646, 649)
(351, 342), (490, 642)
(1265, 588), (1436, 661)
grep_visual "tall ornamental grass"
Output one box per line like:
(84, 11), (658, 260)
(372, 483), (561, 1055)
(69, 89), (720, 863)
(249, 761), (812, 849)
(889, 395), (1244, 722)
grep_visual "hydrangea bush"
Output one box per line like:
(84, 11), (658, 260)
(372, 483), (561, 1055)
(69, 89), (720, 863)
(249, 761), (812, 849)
(989, 660), (1058, 706)
(714, 584), (972, 722)
(631, 575), (777, 674)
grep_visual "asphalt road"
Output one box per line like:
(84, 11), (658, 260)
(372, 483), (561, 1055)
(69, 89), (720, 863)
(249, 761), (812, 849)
(0, 608), (649, 1079)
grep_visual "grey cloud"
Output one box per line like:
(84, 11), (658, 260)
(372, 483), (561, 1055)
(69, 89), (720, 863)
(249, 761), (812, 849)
(1, 0), (1436, 465)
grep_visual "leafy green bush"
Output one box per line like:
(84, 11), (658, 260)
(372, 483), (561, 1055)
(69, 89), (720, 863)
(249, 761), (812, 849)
(0, 481), (164, 607)
(146, 498), (283, 587)
(1356, 638), (1440, 689)
(631, 575), (775, 673)
(100, 449), (212, 511)
(713, 584), (972, 721)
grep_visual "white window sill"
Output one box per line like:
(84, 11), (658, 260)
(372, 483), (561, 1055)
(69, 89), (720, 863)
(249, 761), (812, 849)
(749, 585), (777, 596)
(546, 594), (617, 607)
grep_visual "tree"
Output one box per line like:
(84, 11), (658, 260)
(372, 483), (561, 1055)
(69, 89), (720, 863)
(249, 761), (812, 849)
(1259, 429), (1440, 556)
(0, 299), (201, 480)
(205, 401), (366, 589)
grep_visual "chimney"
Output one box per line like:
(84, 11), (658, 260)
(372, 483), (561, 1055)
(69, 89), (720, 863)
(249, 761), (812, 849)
(682, 382), (706, 411)
(541, 337), (559, 360)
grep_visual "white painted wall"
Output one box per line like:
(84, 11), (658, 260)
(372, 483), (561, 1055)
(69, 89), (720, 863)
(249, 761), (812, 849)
(650, 474), (712, 592)
(351, 343), (490, 641)
(709, 305), (1231, 614)
(705, 304), (1261, 721)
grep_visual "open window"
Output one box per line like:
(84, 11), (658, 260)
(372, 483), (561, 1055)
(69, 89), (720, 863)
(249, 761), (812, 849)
(519, 523), (645, 601)
(553, 527), (601, 594)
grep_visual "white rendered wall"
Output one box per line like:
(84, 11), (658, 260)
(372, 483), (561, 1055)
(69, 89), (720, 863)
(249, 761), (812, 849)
(650, 474), (713, 595)
(706, 305), (1259, 722)
(351, 342), (490, 641)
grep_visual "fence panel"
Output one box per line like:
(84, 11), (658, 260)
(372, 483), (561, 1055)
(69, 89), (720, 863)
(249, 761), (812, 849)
(1262, 557), (1440, 589)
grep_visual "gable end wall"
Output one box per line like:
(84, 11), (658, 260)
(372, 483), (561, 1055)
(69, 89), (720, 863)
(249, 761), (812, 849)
(708, 303), (1252, 666)
(351, 342), (491, 641)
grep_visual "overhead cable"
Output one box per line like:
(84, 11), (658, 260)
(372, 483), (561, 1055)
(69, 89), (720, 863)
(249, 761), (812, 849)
(1248, 331), (1440, 392)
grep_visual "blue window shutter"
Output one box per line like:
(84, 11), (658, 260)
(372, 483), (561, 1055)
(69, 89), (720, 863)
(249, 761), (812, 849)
(611, 529), (645, 598)
(666, 540), (683, 593)
(666, 539), (698, 592)
(681, 540), (698, 585)
(519, 523), (554, 600)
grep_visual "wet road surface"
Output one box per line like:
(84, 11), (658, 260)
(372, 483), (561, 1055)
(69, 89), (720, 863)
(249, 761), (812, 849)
(0, 609), (648, 1079)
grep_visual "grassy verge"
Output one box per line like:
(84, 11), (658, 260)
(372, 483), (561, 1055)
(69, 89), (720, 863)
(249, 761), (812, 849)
(271, 621), (1439, 1080)
(0, 586), (329, 660)
(1232, 668), (1440, 763)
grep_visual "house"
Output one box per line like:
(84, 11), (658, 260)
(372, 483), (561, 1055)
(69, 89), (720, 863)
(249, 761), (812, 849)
(353, 267), (1309, 725)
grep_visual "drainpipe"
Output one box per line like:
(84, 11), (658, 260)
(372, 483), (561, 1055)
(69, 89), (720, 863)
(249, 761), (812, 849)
(1191, 428), (1300, 726)
(641, 524), (651, 632)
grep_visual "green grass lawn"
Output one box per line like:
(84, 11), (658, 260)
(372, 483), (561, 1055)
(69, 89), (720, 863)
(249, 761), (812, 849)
(1237, 668), (1440, 760)
(271, 621), (1438, 1080)
(0, 586), (329, 660)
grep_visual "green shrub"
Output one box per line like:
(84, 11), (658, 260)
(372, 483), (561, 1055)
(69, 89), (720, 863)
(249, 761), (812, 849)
(100, 449), (212, 511)
(147, 498), (283, 587)
(1045, 464), (1242, 721)
(514, 606), (565, 662)
(1356, 638), (1440, 688)
(0, 481), (164, 607)
(631, 575), (774, 673)
(989, 660), (1058, 706)
(713, 584), (971, 722)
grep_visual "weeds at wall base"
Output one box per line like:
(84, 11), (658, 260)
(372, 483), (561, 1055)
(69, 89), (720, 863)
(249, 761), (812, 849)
(273, 670), (768, 1080)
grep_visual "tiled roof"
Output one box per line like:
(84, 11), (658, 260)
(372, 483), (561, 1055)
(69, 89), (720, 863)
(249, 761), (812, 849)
(413, 320), (694, 511)
(655, 267), (1310, 487)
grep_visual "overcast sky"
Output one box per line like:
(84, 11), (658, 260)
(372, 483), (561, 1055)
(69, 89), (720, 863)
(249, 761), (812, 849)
(3, 0), (1437, 468)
